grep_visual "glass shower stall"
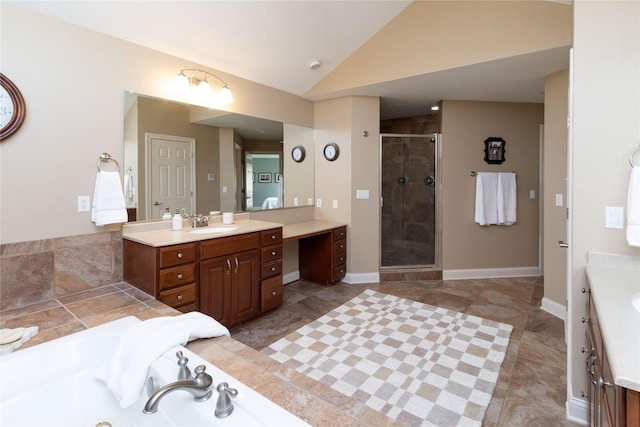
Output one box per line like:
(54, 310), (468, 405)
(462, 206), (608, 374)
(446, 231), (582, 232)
(380, 133), (440, 269)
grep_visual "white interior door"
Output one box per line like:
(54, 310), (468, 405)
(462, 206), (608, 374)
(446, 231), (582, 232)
(146, 133), (195, 219)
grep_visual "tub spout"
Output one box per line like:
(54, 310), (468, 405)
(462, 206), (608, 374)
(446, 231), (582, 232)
(143, 365), (213, 414)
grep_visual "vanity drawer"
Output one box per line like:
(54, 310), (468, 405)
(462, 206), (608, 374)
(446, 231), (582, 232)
(333, 264), (346, 282)
(261, 245), (282, 262)
(200, 232), (260, 260)
(333, 226), (347, 240)
(159, 244), (196, 268)
(261, 275), (283, 313)
(334, 252), (346, 266)
(159, 283), (196, 308)
(333, 239), (346, 254)
(261, 259), (282, 279)
(159, 263), (195, 290)
(261, 228), (282, 246)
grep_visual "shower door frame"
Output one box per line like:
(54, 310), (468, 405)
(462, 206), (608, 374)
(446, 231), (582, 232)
(379, 133), (442, 271)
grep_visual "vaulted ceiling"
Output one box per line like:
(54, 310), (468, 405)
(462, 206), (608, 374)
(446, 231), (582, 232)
(8, 0), (572, 119)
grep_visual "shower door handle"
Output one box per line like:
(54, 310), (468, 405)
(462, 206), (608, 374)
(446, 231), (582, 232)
(424, 176), (435, 186)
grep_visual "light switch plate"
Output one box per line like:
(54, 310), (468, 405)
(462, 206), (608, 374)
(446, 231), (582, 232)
(605, 206), (624, 229)
(555, 194), (563, 206)
(356, 189), (370, 200)
(332, 200), (338, 209)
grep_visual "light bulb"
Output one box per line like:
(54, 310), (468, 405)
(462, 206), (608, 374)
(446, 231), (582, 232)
(219, 86), (234, 103)
(197, 80), (213, 97)
(174, 72), (190, 92)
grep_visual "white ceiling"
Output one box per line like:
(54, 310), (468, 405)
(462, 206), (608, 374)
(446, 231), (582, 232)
(9, 0), (570, 119)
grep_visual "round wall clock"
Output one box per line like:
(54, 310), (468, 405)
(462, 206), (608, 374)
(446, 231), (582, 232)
(0, 73), (26, 141)
(291, 145), (306, 163)
(323, 142), (340, 161)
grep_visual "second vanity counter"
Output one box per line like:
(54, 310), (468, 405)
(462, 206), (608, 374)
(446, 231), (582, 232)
(585, 253), (640, 392)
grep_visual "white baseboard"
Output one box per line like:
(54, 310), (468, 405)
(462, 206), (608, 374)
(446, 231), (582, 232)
(442, 266), (542, 280)
(283, 271), (300, 284)
(566, 394), (587, 426)
(541, 297), (566, 321)
(344, 272), (380, 284)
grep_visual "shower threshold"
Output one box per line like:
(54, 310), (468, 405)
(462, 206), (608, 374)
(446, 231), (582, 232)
(379, 266), (442, 281)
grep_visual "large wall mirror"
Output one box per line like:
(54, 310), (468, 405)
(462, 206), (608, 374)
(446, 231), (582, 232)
(123, 93), (315, 221)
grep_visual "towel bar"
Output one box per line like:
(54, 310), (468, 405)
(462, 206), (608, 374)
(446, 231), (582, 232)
(470, 171), (515, 177)
(630, 146), (640, 167)
(97, 152), (120, 172)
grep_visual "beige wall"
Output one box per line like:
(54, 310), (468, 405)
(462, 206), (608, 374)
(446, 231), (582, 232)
(313, 96), (381, 279)
(0, 4), (313, 244)
(308, 0), (571, 96)
(543, 69), (569, 307)
(568, 0), (640, 412)
(441, 101), (543, 272)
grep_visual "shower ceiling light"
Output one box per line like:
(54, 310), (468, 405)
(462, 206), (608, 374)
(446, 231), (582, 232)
(430, 105), (439, 111)
(174, 69), (234, 104)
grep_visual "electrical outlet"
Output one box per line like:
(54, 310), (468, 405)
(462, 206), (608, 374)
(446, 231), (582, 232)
(316, 198), (322, 208)
(77, 195), (90, 212)
(333, 199), (338, 209)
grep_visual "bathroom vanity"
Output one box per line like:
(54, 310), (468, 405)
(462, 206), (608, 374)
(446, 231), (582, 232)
(123, 219), (283, 328)
(123, 218), (347, 328)
(585, 259), (640, 427)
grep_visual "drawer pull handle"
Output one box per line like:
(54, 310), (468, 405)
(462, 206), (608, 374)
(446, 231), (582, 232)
(271, 235), (276, 240)
(177, 274), (183, 280)
(271, 267), (276, 272)
(177, 252), (183, 259)
(177, 294), (183, 301)
(271, 251), (276, 256)
(271, 291), (277, 296)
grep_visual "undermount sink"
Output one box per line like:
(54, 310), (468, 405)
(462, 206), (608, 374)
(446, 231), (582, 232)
(189, 226), (238, 234)
(633, 293), (640, 313)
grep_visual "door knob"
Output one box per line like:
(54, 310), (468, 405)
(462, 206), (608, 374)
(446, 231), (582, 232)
(559, 241), (569, 248)
(153, 201), (163, 206)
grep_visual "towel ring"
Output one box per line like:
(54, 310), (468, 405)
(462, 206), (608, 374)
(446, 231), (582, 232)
(630, 146), (640, 167)
(97, 153), (120, 172)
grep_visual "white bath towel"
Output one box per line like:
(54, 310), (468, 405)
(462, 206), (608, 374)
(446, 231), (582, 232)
(95, 312), (230, 408)
(474, 172), (499, 225)
(262, 196), (279, 209)
(91, 171), (128, 226)
(124, 169), (134, 200)
(497, 172), (517, 225)
(627, 165), (640, 247)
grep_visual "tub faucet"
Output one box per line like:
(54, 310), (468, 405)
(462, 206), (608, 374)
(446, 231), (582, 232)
(143, 364), (213, 414)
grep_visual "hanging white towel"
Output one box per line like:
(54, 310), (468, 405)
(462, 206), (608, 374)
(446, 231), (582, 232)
(627, 165), (640, 247)
(91, 171), (128, 226)
(95, 312), (230, 408)
(474, 172), (499, 225)
(497, 172), (517, 225)
(124, 169), (134, 200)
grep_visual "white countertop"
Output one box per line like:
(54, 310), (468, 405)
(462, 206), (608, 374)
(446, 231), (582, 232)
(586, 254), (640, 392)
(123, 219), (283, 247)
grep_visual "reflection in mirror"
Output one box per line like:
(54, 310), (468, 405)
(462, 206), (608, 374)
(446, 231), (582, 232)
(123, 93), (314, 221)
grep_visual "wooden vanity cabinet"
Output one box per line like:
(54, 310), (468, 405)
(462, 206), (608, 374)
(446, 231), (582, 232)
(199, 228), (283, 328)
(586, 292), (640, 427)
(123, 241), (197, 312)
(299, 226), (347, 285)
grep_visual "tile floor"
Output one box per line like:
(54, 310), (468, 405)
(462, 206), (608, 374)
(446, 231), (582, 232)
(231, 277), (582, 427)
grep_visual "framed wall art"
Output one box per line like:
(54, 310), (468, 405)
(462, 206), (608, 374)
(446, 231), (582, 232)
(484, 137), (506, 164)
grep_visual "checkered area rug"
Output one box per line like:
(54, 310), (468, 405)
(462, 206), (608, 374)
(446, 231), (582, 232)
(262, 289), (513, 426)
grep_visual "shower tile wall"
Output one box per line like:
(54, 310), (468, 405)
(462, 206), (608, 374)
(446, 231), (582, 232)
(381, 137), (436, 266)
(0, 231), (123, 312)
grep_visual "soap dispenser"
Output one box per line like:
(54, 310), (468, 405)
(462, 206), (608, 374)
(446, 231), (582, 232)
(172, 209), (183, 231)
(162, 208), (172, 221)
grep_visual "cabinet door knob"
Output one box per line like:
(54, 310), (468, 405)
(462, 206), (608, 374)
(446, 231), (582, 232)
(177, 252), (183, 259)
(271, 266), (276, 272)
(271, 235), (276, 240)
(271, 291), (277, 296)
(177, 294), (183, 301)
(271, 251), (276, 256)
(177, 274), (183, 280)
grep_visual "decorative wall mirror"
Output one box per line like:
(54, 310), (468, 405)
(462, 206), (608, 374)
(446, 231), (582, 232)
(123, 92), (314, 221)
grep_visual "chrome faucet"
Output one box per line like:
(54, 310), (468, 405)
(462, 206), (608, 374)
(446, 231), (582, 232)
(143, 364), (213, 414)
(190, 214), (209, 228)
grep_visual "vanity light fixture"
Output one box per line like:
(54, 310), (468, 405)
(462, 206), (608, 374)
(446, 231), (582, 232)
(175, 69), (234, 104)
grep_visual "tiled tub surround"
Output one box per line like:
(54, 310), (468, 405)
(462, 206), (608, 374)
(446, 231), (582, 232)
(0, 277), (580, 426)
(0, 231), (123, 311)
